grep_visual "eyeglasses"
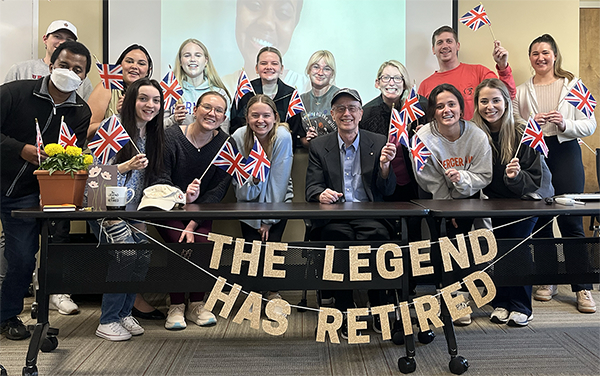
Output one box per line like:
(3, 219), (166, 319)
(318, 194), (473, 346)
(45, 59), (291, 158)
(332, 105), (361, 114)
(379, 75), (404, 84)
(311, 64), (333, 74)
(199, 103), (225, 116)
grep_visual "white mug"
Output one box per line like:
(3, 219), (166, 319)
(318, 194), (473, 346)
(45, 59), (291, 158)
(106, 186), (135, 210)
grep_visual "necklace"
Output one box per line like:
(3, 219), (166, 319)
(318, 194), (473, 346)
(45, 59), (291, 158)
(185, 125), (215, 151)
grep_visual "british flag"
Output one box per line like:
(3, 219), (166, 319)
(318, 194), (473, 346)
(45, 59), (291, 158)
(522, 117), (549, 157)
(214, 141), (250, 185)
(389, 107), (409, 148)
(459, 4), (491, 31)
(244, 136), (271, 182)
(410, 134), (431, 172)
(160, 71), (183, 111)
(234, 69), (255, 107)
(58, 120), (77, 148)
(565, 79), (596, 119)
(96, 63), (124, 91)
(400, 86), (425, 125)
(286, 89), (305, 120)
(88, 115), (131, 164)
(35, 119), (44, 166)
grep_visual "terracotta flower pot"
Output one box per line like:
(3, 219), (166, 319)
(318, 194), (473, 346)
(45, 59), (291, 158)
(34, 170), (89, 207)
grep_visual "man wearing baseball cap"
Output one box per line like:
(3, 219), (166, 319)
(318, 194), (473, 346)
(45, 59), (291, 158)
(4, 20), (93, 100)
(305, 88), (397, 339)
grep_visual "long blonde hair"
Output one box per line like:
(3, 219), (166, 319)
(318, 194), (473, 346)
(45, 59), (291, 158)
(472, 78), (521, 165)
(174, 39), (231, 101)
(243, 94), (289, 159)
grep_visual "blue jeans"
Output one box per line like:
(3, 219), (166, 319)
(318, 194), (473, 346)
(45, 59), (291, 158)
(0, 193), (40, 323)
(90, 220), (151, 324)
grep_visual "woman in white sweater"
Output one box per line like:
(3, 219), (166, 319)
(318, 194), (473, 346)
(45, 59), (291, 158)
(513, 34), (596, 313)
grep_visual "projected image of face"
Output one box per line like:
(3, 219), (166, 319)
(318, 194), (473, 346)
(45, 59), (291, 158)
(235, 0), (303, 66)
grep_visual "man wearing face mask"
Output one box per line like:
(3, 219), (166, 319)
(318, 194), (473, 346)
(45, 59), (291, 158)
(0, 41), (92, 340)
(4, 20), (93, 101)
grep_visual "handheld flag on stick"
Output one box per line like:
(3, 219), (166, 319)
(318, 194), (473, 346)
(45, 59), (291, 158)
(459, 3), (496, 40)
(213, 140), (250, 185)
(577, 138), (596, 155)
(410, 134), (431, 172)
(160, 71), (184, 111)
(234, 69), (255, 107)
(518, 117), (549, 158)
(286, 89), (305, 120)
(399, 86), (425, 125)
(565, 79), (596, 119)
(389, 106), (409, 147)
(35, 118), (44, 166)
(88, 115), (131, 164)
(58, 116), (77, 147)
(244, 135), (271, 181)
(95, 63), (124, 91)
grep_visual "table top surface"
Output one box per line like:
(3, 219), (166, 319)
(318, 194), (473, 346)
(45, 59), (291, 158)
(412, 198), (600, 217)
(12, 201), (428, 220)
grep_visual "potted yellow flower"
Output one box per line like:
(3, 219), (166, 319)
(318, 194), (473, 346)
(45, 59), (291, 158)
(34, 143), (94, 207)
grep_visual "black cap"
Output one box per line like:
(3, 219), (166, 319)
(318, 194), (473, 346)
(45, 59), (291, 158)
(331, 88), (362, 107)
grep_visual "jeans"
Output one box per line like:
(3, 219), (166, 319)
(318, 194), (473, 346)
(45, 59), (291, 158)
(0, 193), (40, 323)
(90, 219), (151, 324)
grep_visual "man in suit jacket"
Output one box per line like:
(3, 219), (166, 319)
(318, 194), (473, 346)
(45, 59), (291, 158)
(305, 88), (396, 338)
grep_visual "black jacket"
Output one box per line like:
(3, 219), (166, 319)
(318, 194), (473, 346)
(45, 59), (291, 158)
(1, 77), (91, 198)
(229, 78), (304, 149)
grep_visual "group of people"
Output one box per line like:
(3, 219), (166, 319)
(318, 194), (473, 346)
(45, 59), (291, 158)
(0, 20), (596, 344)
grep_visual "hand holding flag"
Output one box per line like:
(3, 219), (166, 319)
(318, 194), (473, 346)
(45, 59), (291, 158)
(234, 69), (255, 107)
(160, 71), (184, 111)
(88, 115), (131, 164)
(565, 79), (596, 119)
(244, 135), (271, 181)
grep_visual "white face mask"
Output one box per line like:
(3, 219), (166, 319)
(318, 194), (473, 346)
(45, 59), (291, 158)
(50, 68), (82, 93)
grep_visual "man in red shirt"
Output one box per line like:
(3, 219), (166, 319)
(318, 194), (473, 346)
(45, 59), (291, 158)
(418, 26), (516, 120)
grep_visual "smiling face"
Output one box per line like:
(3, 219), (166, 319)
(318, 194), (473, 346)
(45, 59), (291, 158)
(331, 95), (363, 134)
(135, 85), (161, 124)
(432, 31), (460, 65)
(255, 51), (282, 84)
(434, 90), (462, 129)
(477, 87), (505, 130)
(121, 49), (150, 86)
(180, 42), (207, 79)
(247, 101), (277, 140)
(375, 65), (405, 104)
(235, 0), (301, 65)
(309, 57), (334, 90)
(529, 42), (556, 77)
(194, 94), (227, 132)
(43, 30), (76, 57)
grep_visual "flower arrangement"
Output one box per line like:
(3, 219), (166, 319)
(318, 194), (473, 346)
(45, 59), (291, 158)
(39, 143), (94, 176)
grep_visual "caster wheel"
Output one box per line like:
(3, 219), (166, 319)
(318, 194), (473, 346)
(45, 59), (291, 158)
(22, 365), (38, 376)
(391, 328), (405, 345)
(417, 330), (435, 344)
(397, 356), (416, 374)
(40, 336), (58, 352)
(31, 302), (38, 320)
(449, 356), (469, 375)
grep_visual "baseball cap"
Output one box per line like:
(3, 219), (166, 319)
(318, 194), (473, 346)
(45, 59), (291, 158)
(46, 20), (78, 40)
(331, 88), (362, 106)
(138, 185), (186, 211)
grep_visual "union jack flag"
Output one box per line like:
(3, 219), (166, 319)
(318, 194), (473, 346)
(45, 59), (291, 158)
(400, 86), (425, 125)
(234, 69), (255, 107)
(565, 79), (596, 119)
(35, 119), (44, 166)
(459, 4), (491, 31)
(389, 107), (409, 148)
(410, 134), (431, 172)
(58, 120), (77, 148)
(244, 136), (271, 182)
(96, 63), (124, 91)
(521, 117), (549, 157)
(286, 89), (305, 120)
(160, 71), (183, 111)
(214, 141), (250, 185)
(88, 115), (131, 164)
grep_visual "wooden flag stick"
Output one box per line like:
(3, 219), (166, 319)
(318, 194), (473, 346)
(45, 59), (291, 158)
(578, 138), (596, 154)
(387, 103), (395, 143)
(198, 136), (231, 181)
(92, 54), (102, 65)
(488, 24), (497, 42)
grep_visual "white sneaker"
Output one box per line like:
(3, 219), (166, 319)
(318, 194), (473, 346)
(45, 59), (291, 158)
(533, 285), (558, 301)
(49, 294), (79, 315)
(507, 311), (533, 327)
(120, 316), (144, 336)
(576, 290), (597, 313)
(453, 291), (472, 326)
(490, 307), (510, 324)
(165, 303), (187, 330)
(186, 301), (217, 327)
(96, 322), (132, 341)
